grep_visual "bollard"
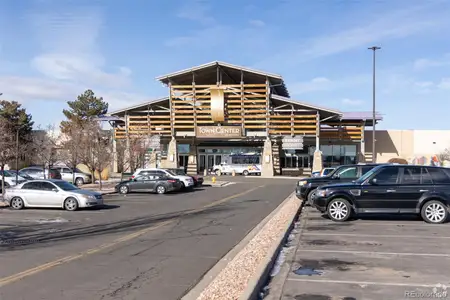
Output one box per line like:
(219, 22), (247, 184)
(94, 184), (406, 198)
(212, 176), (216, 184)
(232, 169), (236, 176)
(218, 169), (221, 176)
(204, 169), (207, 176)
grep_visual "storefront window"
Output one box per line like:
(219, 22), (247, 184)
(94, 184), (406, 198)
(321, 145), (357, 167)
(177, 144), (190, 154)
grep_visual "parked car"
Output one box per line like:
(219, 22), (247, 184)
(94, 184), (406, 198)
(4, 179), (103, 211)
(296, 163), (386, 205)
(115, 174), (183, 195)
(166, 168), (204, 187)
(19, 167), (62, 180)
(51, 167), (92, 186)
(312, 167), (336, 178)
(0, 170), (28, 191)
(311, 164), (450, 224)
(131, 168), (194, 189)
(7, 170), (34, 181)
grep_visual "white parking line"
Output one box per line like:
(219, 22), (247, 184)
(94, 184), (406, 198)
(286, 278), (445, 288)
(296, 249), (450, 257)
(303, 233), (450, 239)
(305, 221), (439, 227)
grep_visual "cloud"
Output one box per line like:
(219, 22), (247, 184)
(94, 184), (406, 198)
(255, 4), (449, 68)
(249, 19), (265, 27)
(437, 78), (450, 89)
(342, 98), (363, 106)
(289, 77), (332, 94)
(27, 5), (132, 88)
(413, 53), (450, 70)
(176, 0), (215, 25)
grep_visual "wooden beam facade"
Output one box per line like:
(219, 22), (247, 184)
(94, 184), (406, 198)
(113, 83), (365, 142)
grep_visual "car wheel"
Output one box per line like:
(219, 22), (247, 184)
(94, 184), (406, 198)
(214, 169), (221, 175)
(156, 185), (166, 194)
(10, 197), (25, 210)
(119, 185), (129, 194)
(181, 182), (186, 189)
(421, 200), (448, 224)
(307, 189), (317, 206)
(75, 177), (84, 186)
(242, 170), (249, 176)
(327, 198), (352, 222)
(64, 197), (79, 211)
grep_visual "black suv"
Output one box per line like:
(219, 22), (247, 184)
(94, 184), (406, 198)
(312, 164), (450, 224)
(296, 163), (384, 205)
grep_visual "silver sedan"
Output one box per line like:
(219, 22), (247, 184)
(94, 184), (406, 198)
(4, 179), (103, 211)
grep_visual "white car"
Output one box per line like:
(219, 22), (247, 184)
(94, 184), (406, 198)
(4, 179), (103, 211)
(0, 170), (28, 189)
(131, 168), (194, 188)
(213, 163), (262, 176)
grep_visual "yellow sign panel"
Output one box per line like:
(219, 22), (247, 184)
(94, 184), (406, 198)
(196, 126), (242, 138)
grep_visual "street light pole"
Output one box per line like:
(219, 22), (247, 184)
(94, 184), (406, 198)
(368, 46), (381, 163)
(15, 127), (20, 182)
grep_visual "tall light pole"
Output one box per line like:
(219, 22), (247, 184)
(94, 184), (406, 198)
(368, 46), (380, 163)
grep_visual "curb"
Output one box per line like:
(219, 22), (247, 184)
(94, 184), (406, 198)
(239, 196), (303, 300)
(263, 204), (308, 300)
(182, 192), (301, 300)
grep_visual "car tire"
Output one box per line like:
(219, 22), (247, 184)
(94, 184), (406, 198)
(214, 169), (220, 175)
(75, 177), (84, 186)
(421, 200), (448, 224)
(64, 197), (79, 211)
(327, 198), (352, 222)
(242, 170), (249, 176)
(181, 182), (186, 189)
(156, 185), (166, 194)
(119, 185), (129, 195)
(10, 197), (25, 210)
(307, 189), (317, 206)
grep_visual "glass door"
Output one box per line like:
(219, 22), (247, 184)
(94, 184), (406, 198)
(214, 155), (222, 166)
(207, 155), (215, 171)
(199, 155), (206, 173)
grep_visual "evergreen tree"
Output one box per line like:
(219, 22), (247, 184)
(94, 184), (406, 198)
(61, 89), (108, 132)
(0, 100), (34, 140)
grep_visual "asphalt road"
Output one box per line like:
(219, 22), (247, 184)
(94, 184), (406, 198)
(270, 205), (450, 300)
(0, 177), (296, 300)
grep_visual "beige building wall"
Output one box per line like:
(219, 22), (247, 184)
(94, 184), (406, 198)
(364, 129), (450, 163)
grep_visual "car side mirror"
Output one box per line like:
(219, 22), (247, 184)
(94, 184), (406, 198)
(333, 174), (340, 179)
(370, 178), (378, 185)
(52, 188), (58, 192)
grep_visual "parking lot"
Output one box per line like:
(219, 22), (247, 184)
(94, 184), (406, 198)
(276, 206), (450, 300)
(0, 177), (296, 300)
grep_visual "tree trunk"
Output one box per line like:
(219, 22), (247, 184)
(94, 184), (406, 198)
(99, 170), (103, 190)
(120, 171), (124, 182)
(43, 163), (47, 179)
(1, 164), (5, 200)
(72, 167), (76, 185)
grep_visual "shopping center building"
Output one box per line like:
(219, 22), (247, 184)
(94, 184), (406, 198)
(108, 61), (382, 176)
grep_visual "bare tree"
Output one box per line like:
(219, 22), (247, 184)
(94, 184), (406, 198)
(115, 134), (155, 180)
(60, 122), (85, 183)
(31, 125), (59, 177)
(80, 121), (113, 190)
(438, 148), (450, 163)
(0, 118), (15, 199)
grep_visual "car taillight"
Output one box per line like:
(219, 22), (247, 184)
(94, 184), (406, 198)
(131, 176), (135, 179)
(168, 180), (177, 183)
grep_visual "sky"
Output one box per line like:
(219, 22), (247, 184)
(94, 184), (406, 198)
(0, 0), (449, 130)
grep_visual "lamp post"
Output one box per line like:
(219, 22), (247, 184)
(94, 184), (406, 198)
(15, 125), (26, 182)
(368, 46), (381, 163)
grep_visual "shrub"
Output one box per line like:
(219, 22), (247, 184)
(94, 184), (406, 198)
(387, 158), (408, 164)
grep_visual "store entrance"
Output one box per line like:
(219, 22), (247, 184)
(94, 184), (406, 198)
(199, 154), (222, 173)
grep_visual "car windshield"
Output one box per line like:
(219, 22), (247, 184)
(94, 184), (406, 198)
(53, 181), (79, 191)
(325, 166), (345, 177)
(170, 169), (186, 175)
(355, 168), (377, 184)
(0, 170), (14, 177)
(164, 169), (177, 176)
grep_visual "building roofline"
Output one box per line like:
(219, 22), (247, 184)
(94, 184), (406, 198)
(271, 94), (342, 115)
(107, 96), (169, 115)
(155, 61), (284, 82)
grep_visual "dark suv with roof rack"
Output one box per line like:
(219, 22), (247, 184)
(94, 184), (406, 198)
(311, 164), (450, 224)
(296, 163), (387, 205)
